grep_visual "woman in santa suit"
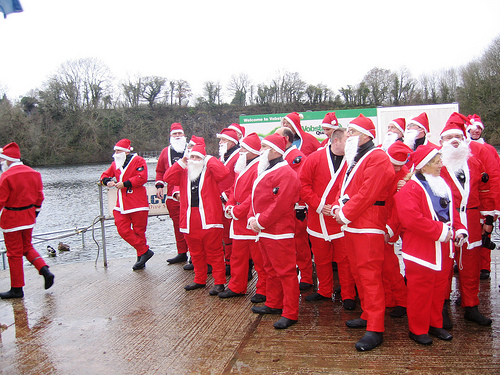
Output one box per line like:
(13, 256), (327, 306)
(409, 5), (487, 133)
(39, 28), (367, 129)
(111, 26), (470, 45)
(394, 145), (467, 345)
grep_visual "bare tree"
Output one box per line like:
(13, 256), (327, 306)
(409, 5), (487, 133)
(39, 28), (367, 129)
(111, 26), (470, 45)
(122, 76), (144, 107)
(228, 73), (251, 106)
(390, 67), (416, 105)
(202, 81), (222, 105)
(362, 67), (393, 106)
(141, 76), (166, 108)
(173, 80), (192, 106)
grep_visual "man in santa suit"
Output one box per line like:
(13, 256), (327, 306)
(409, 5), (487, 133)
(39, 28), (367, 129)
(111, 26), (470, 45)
(281, 111), (320, 156)
(275, 127), (313, 291)
(333, 114), (395, 351)
(438, 115), (494, 327)
(155, 123), (189, 264)
(394, 145), (467, 345)
(466, 114), (500, 280)
(219, 133), (267, 302)
(101, 139), (153, 271)
(248, 133), (301, 329)
(319, 112), (340, 148)
(228, 123), (246, 141)
(217, 128), (241, 273)
(0, 142), (54, 299)
(404, 112), (439, 152)
(299, 128), (357, 309)
(380, 118), (406, 151)
(164, 142), (229, 295)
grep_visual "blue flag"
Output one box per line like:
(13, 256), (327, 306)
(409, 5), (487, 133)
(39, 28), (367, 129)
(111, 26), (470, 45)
(0, 0), (23, 19)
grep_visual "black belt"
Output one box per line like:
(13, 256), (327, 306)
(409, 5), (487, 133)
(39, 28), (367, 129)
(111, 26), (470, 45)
(457, 206), (478, 212)
(4, 204), (36, 211)
(373, 201), (385, 206)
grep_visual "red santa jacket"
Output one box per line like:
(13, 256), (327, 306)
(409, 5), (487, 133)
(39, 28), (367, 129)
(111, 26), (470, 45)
(219, 147), (240, 202)
(336, 148), (395, 234)
(300, 146), (346, 240)
(101, 154), (149, 214)
(283, 145), (306, 209)
(469, 140), (500, 214)
(0, 163), (44, 232)
(155, 145), (182, 199)
(249, 160), (300, 240)
(394, 175), (467, 270)
(440, 156), (494, 249)
(164, 156), (229, 233)
(226, 158), (259, 240)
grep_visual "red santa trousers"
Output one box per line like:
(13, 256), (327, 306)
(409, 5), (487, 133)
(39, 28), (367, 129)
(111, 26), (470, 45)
(309, 236), (356, 300)
(166, 199), (188, 254)
(184, 207), (226, 285)
(404, 253), (453, 335)
(113, 210), (149, 256)
(258, 237), (300, 320)
(4, 229), (47, 288)
(456, 246), (481, 307)
(222, 215), (233, 264)
(344, 232), (385, 332)
(383, 243), (407, 308)
(295, 217), (313, 284)
(480, 246), (491, 272)
(227, 239), (267, 295)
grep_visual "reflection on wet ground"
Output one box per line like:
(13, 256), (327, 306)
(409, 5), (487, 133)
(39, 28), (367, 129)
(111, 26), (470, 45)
(1, 250), (499, 374)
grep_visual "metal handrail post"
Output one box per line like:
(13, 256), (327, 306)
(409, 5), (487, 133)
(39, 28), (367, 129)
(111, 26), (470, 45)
(98, 183), (108, 267)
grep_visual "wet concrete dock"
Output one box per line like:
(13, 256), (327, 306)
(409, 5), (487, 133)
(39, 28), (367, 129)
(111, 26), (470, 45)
(1, 251), (499, 374)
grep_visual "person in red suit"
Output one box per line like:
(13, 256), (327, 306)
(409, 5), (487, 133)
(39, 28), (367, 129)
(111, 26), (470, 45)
(281, 112), (320, 156)
(0, 142), (54, 299)
(319, 112), (340, 148)
(299, 128), (357, 309)
(404, 112), (439, 152)
(164, 142), (229, 295)
(275, 127), (313, 291)
(155, 123), (189, 264)
(219, 133), (267, 302)
(101, 139), (153, 271)
(394, 145), (467, 345)
(333, 114), (395, 351)
(380, 118), (406, 151)
(249, 133), (301, 329)
(228, 123), (246, 141)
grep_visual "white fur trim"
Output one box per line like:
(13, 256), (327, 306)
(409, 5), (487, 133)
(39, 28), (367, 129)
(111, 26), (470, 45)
(217, 133), (239, 144)
(415, 149), (439, 170)
(261, 139), (284, 155)
(347, 123), (374, 139)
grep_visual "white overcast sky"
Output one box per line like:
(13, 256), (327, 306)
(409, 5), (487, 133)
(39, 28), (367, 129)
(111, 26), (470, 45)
(1, 0), (500, 102)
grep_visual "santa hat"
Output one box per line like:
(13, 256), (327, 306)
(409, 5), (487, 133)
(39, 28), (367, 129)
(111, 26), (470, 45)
(348, 114), (376, 139)
(0, 142), (21, 162)
(441, 112), (467, 138)
(407, 112), (430, 133)
(321, 112), (339, 129)
(240, 132), (261, 155)
(114, 139), (133, 152)
(188, 135), (206, 147)
(190, 144), (206, 159)
(170, 123), (184, 135)
(283, 112), (304, 134)
(411, 144), (439, 170)
(467, 114), (484, 131)
(228, 123), (245, 138)
(387, 142), (412, 166)
(388, 118), (406, 134)
(216, 128), (239, 144)
(262, 133), (286, 155)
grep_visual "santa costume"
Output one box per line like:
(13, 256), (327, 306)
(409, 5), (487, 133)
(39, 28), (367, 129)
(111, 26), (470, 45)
(282, 112), (320, 156)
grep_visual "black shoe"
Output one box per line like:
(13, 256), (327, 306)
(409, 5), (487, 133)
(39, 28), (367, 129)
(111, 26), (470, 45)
(167, 253), (188, 264)
(218, 288), (244, 298)
(334, 286), (341, 294)
(480, 269), (490, 280)
(355, 331), (383, 351)
(428, 326), (453, 340)
(132, 249), (154, 270)
(251, 305), (283, 315)
(409, 332), (433, 345)
(251, 294), (266, 303)
(40, 265), (55, 290)
(225, 264), (231, 276)
(305, 292), (330, 302)
(390, 305), (407, 318)
(299, 282), (313, 291)
(343, 299), (356, 311)
(346, 318), (367, 328)
(184, 282), (206, 291)
(183, 262), (194, 271)
(442, 303), (453, 330)
(0, 287), (24, 299)
(274, 317), (297, 329)
(209, 284), (225, 296)
(464, 305), (492, 326)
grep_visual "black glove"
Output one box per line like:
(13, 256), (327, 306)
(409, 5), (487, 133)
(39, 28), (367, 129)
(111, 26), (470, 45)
(295, 208), (307, 221)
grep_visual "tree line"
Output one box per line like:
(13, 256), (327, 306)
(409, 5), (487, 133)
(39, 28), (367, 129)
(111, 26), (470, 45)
(0, 35), (499, 166)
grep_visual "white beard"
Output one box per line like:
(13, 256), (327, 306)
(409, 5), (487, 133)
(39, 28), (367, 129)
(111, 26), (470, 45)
(187, 159), (204, 181)
(403, 129), (419, 150)
(113, 152), (126, 169)
(423, 173), (450, 199)
(234, 152), (248, 174)
(170, 136), (187, 153)
(344, 136), (359, 167)
(1, 160), (9, 172)
(257, 149), (271, 175)
(440, 140), (470, 175)
(381, 132), (399, 151)
(219, 142), (228, 159)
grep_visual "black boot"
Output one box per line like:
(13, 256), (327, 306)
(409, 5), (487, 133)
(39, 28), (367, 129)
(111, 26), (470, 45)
(390, 305), (407, 318)
(209, 284), (225, 296)
(480, 269), (490, 280)
(346, 318), (367, 328)
(464, 305), (492, 326)
(39, 266), (55, 290)
(274, 317), (297, 329)
(166, 253), (188, 264)
(183, 258), (194, 271)
(0, 287), (24, 299)
(355, 331), (383, 351)
(132, 249), (154, 270)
